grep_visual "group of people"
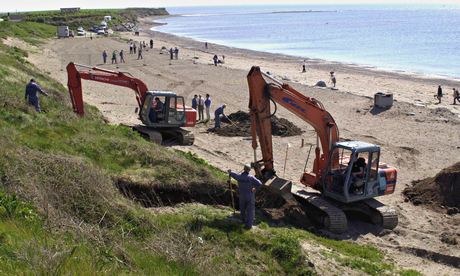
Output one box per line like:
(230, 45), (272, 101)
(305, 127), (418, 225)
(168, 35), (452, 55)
(191, 94), (212, 121)
(129, 40), (150, 60)
(436, 85), (460, 104)
(169, 47), (179, 60)
(102, 50), (126, 64)
(212, 55), (225, 66)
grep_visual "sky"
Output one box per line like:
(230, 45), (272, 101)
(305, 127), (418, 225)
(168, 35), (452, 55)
(1, 0), (459, 12)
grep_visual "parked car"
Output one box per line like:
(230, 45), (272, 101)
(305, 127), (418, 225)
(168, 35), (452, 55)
(97, 29), (106, 35)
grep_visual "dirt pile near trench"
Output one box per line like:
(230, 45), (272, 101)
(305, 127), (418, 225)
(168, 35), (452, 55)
(404, 162), (460, 214)
(115, 177), (312, 229)
(256, 187), (313, 229)
(214, 111), (303, 137)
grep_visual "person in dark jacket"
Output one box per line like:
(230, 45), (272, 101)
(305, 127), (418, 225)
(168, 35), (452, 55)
(25, 79), (48, 112)
(102, 50), (108, 64)
(228, 164), (262, 229)
(437, 85), (443, 103)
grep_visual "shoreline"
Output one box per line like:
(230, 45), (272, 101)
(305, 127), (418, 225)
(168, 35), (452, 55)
(135, 16), (460, 117)
(150, 16), (460, 83)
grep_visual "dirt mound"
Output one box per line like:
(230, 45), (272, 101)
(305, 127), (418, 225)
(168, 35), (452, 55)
(404, 162), (460, 214)
(214, 111), (303, 137)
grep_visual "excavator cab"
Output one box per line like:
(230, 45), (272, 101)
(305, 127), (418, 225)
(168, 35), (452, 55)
(322, 141), (396, 203)
(140, 91), (187, 128)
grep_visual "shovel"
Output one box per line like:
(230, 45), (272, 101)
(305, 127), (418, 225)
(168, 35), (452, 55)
(227, 173), (236, 215)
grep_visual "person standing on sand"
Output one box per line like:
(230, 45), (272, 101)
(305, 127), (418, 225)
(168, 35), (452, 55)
(102, 50), (108, 64)
(174, 47), (179, 59)
(204, 94), (212, 121)
(150, 39), (153, 49)
(111, 50), (117, 64)
(213, 55), (218, 66)
(192, 94), (198, 110)
(437, 85), (443, 103)
(169, 48), (174, 60)
(133, 43), (137, 54)
(205, 42), (208, 49)
(119, 50), (125, 63)
(228, 164), (262, 230)
(129, 42), (133, 54)
(330, 71), (336, 88)
(197, 95), (205, 121)
(137, 46), (143, 60)
(453, 88), (459, 105)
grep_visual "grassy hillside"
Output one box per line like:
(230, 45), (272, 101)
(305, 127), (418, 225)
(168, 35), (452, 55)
(2, 8), (169, 30)
(0, 21), (420, 275)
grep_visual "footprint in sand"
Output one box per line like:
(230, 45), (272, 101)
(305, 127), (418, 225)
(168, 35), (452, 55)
(167, 81), (185, 90)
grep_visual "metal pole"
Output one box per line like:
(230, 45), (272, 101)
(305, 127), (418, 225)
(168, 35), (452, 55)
(228, 174), (235, 215)
(282, 143), (291, 178)
(303, 144), (313, 172)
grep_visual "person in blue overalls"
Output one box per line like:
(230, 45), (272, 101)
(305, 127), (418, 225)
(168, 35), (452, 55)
(228, 164), (262, 229)
(214, 104), (227, 129)
(25, 79), (48, 112)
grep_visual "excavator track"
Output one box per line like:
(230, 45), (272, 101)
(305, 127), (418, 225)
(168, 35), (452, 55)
(176, 128), (195, 146)
(363, 198), (398, 230)
(132, 125), (194, 145)
(293, 191), (348, 233)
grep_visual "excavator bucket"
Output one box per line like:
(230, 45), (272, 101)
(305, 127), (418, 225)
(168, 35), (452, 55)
(264, 176), (293, 200)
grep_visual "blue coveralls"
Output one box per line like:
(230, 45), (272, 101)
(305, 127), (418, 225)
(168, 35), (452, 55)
(214, 106), (225, 128)
(25, 82), (46, 112)
(229, 171), (262, 228)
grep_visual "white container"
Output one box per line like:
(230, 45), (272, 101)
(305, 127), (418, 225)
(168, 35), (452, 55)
(57, 26), (70, 38)
(374, 92), (393, 108)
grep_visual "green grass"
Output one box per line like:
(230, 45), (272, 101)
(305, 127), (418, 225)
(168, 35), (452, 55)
(0, 21), (422, 275)
(0, 21), (56, 45)
(12, 8), (169, 30)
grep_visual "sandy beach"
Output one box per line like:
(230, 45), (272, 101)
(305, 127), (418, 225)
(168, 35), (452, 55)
(8, 15), (459, 274)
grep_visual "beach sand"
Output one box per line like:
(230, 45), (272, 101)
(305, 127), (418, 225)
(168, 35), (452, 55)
(10, 16), (460, 274)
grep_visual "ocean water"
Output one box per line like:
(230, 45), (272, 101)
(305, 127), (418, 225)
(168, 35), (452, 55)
(154, 5), (460, 79)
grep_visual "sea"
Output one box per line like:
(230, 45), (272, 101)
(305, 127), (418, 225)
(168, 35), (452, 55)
(153, 4), (460, 79)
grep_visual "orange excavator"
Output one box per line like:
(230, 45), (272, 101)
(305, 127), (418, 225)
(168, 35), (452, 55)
(66, 62), (196, 145)
(247, 66), (398, 233)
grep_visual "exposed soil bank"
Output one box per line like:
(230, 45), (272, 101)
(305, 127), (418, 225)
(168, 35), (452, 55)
(115, 177), (312, 229)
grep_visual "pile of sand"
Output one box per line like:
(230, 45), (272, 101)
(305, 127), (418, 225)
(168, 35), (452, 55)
(213, 111), (303, 137)
(404, 162), (460, 214)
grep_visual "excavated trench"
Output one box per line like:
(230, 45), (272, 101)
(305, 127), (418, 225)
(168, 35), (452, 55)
(115, 178), (312, 229)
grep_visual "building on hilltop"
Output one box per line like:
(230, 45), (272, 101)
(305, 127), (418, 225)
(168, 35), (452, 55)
(60, 8), (80, 13)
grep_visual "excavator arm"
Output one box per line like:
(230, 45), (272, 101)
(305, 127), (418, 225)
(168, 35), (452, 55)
(66, 62), (149, 115)
(247, 66), (339, 189)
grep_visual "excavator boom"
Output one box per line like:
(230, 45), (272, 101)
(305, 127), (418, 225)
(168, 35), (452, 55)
(66, 62), (196, 145)
(248, 66), (339, 189)
(246, 66), (398, 233)
(67, 62), (148, 115)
